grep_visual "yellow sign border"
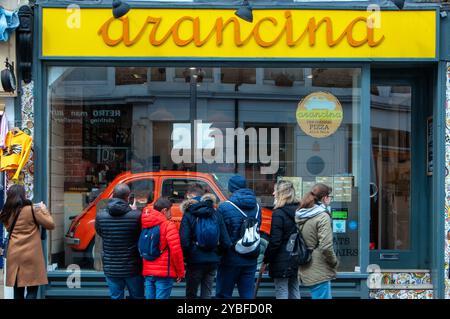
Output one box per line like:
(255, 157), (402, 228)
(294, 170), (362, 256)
(42, 8), (437, 59)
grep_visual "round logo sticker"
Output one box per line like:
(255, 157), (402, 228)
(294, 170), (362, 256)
(296, 92), (343, 138)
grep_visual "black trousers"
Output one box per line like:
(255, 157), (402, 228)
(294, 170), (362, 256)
(185, 263), (218, 299)
(13, 285), (39, 299)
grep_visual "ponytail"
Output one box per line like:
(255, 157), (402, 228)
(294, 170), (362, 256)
(298, 183), (332, 209)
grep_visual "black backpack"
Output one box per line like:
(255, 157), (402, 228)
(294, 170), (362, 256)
(284, 212), (314, 266)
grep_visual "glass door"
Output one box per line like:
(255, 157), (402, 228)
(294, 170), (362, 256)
(369, 73), (426, 268)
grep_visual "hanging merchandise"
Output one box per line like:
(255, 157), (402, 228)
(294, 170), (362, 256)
(0, 7), (19, 42)
(0, 113), (8, 148)
(0, 128), (33, 180)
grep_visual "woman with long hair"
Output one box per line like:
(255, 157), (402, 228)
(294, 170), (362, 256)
(262, 180), (300, 299)
(0, 184), (55, 299)
(295, 183), (338, 299)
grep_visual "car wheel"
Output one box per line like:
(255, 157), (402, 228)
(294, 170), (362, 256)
(257, 233), (269, 269)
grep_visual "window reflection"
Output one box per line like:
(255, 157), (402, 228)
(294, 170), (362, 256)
(49, 66), (361, 272)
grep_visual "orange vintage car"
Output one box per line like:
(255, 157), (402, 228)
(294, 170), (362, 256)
(65, 170), (273, 261)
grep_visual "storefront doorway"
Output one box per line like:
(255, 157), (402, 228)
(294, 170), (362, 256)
(369, 69), (431, 269)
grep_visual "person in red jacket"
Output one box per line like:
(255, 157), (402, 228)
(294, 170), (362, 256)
(141, 197), (185, 299)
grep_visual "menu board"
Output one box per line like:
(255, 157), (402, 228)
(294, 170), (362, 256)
(278, 175), (354, 202)
(333, 176), (353, 202)
(302, 181), (316, 198)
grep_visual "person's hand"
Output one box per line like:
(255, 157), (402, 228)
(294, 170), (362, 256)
(130, 199), (137, 210)
(36, 201), (46, 210)
(261, 262), (268, 273)
(176, 277), (183, 283)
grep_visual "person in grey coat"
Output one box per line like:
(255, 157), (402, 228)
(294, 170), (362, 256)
(295, 183), (338, 299)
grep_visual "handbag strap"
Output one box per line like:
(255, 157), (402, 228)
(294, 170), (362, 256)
(7, 209), (21, 240)
(30, 206), (44, 239)
(31, 205), (38, 226)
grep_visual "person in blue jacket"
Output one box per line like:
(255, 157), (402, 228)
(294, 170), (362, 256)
(179, 184), (231, 299)
(215, 175), (261, 299)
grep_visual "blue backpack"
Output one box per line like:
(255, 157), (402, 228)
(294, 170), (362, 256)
(138, 225), (164, 261)
(194, 215), (220, 251)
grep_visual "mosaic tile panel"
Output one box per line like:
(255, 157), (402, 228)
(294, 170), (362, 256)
(380, 272), (431, 286)
(369, 290), (433, 299)
(20, 81), (34, 200)
(6, 81), (34, 199)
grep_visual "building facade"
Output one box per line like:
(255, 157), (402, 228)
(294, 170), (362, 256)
(6, 0), (450, 298)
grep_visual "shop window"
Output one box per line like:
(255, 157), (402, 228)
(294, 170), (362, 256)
(115, 67), (148, 85)
(49, 66), (361, 272)
(174, 67), (213, 82)
(161, 179), (219, 203)
(63, 67), (108, 83)
(150, 67), (166, 82)
(221, 68), (256, 84)
(312, 68), (355, 88)
(263, 68), (304, 87)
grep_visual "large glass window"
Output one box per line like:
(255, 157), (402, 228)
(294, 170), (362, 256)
(48, 66), (361, 272)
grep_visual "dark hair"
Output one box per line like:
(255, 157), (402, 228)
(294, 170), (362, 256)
(0, 184), (32, 224)
(113, 183), (131, 201)
(298, 183), (332, 210)
(154, 197), (173, 212)
(186, 183), (206, 198)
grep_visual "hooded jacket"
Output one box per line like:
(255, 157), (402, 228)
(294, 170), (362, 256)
(217, 188), (261, 267)
(263, 203), (299, 279)
(141, 208), (185, 279)
(295, 204), (338, 286)
(179, 193), (232, 265)
(95, 198), (142, 278)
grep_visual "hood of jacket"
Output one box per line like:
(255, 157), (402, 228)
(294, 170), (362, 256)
(229, 188), (258, 210)
(295, 203), (328, 225)
(180, 193), (216, 218)
(141, 208), (167, 228)
(107, 198), (132, 217)
(278, 202), (299, 221)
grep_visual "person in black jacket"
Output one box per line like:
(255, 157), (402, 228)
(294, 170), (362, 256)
(95, 183), (144, 299)
(262, 180), (301, 299)
(179, 184), (231, 298)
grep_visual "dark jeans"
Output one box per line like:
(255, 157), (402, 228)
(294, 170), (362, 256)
(105, 274), (145, 299)
(216, 264), (257, 299)
(185, 263), (217, 299)
(14, 286), (39, 299)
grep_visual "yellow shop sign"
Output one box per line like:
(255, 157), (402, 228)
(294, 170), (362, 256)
(42, 8), (437, 59)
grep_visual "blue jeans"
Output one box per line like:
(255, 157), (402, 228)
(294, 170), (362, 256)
(144, 276), (174, 299)
(105, 275), (144, 299)
(310, 281), (332, 299)
(216, 264), (257, 299)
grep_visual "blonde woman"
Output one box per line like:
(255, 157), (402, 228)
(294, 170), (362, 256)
(262, 180), (300, 299)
